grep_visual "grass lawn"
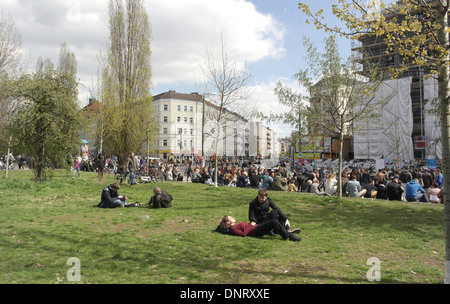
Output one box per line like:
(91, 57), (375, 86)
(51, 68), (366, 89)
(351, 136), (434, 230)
(0, 169), (445, 284)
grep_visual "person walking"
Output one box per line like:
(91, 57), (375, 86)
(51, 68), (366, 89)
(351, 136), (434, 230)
(96, 154), (105, 182)
(73, 155), (81, 178)
(127, 152), (139, 185)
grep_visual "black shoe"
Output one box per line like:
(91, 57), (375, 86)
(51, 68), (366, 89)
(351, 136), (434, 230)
(288, 228), (302, 234)
(289, 235), (302, 242)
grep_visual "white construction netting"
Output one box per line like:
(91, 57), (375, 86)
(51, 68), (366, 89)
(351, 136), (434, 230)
(353, 77), (415, 162)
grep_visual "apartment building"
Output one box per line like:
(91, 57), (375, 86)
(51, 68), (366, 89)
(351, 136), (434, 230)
(151, 91), (277, 160)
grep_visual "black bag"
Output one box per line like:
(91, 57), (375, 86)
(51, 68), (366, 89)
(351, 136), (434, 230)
(215, 225), (230, 235)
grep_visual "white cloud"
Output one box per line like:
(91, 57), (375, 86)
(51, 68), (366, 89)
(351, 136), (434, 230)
(1, 0), (286, 105)
(148, 0), (286, 87)
(248, 78), (308, 138)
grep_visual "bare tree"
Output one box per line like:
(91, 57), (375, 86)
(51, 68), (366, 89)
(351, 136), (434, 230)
(0, 11), (22, 77)
(0, 11), (23, 178)
(200, 35), (254, 187)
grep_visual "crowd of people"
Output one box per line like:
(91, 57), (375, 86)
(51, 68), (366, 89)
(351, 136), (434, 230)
(101, 155), (445, 205)
(177, 159), (445, 204)
(6, 149), (444, 205)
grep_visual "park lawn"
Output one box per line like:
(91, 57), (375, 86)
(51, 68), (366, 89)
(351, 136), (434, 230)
(0, 169), (445, 284)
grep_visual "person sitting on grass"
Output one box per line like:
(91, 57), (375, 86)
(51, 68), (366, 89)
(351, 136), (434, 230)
(248, 188), (301, 234)
(347, 174), (367, 198)
(98, 182), (140, 208)
(215, 216), (301, 242)
(149, 187), (173, 209)
(287, 178), (298, 192)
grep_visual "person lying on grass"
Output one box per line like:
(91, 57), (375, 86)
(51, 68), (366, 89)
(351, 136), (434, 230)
(215, 216), (302, 242)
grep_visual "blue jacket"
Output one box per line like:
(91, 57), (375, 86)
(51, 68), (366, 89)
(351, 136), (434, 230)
(405, 180), (426, 200)
(435, 173), (443, 188)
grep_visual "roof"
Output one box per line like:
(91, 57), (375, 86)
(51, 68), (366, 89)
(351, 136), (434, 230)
(83, 99), (102, 116)
(152, 91), (203, 102)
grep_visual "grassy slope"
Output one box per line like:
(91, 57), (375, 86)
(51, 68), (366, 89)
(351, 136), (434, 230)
(0, 170), (445, 284)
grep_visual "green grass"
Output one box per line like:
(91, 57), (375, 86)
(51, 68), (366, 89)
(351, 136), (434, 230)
(0, 169), (445, 284)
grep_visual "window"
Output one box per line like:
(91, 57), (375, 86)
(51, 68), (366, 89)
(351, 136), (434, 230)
(184, 117), (188, 123)
(163, 128), (168, 135)
(177, 117), (181, 122)
(163, 104), (168, 111)
(190, 106), (194, 112)
(163, 140), (168, 147)
(184, 106), (188, 112)
(163, 116), (168, 123)
(190, 117), (194, 124)
(177, 105), (181, 111)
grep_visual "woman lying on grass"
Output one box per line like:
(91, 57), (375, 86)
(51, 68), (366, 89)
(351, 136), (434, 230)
(216, 216), (302, 242)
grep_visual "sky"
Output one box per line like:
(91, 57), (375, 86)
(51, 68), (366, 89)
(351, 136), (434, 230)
(1, 0), (353, 138)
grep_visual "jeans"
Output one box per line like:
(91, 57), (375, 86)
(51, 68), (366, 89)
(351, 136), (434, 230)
(129, 171), (136, 184)
(406, 192), (429, 203)
(111, 199), (126, 208)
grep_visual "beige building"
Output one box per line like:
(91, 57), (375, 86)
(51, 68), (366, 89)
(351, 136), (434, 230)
(151, 91), (279, 160)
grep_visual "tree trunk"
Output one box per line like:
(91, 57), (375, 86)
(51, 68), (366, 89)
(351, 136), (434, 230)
(437, 2), (450, 284)
(337, 131), (345, 199)
(5, 136), (12, 179)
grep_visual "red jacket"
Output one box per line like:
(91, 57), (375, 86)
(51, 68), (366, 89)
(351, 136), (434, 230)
(229, 222), (257, 237)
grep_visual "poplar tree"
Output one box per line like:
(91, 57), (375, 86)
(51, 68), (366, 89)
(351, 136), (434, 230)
(100, 0), (156, 167)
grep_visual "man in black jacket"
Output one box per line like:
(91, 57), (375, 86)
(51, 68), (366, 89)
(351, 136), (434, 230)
(386, 177), (404, 201)
(98, 182), (128, 208)
(421, 168), (433, 191)
(248, 188), (300, 234)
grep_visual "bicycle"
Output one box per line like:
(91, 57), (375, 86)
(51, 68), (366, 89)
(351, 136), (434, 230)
(137, 166), (165, 184)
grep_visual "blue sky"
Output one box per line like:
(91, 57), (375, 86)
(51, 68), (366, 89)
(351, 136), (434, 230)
(1, 0), (353, 137)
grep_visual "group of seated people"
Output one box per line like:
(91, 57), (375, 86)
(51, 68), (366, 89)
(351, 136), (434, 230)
(189, 165), (266, 188)
(160, 164), (184, 182)
(294, 171), (443, 203)
(98, 183), (173, 209)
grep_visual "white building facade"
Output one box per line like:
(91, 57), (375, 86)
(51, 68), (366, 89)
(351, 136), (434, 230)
(151, 91), (279, 160)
